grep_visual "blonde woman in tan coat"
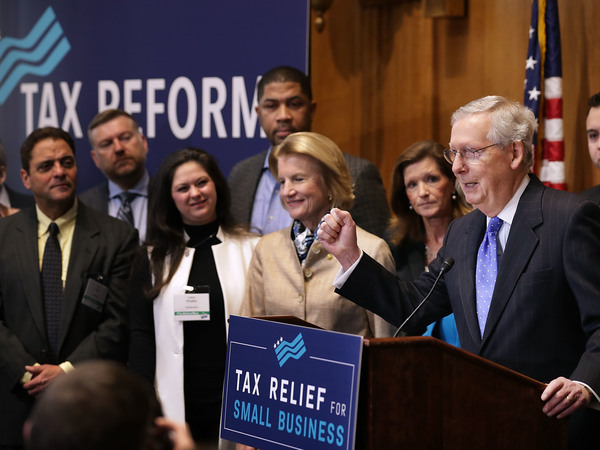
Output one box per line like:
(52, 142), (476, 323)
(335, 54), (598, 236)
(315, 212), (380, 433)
(241, 132), (395, 337)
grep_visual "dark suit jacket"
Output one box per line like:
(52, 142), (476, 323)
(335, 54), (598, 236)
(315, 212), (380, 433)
(5, 184), (34, 209)
(579, 184), (600, 203)
(338, 176), (600, 445)
(228, 149), (391, 238)
(390, 239), (460, 345)
(390, 239), (427, 282)
(79, 180), (110, 213)
(80, 180), (150, 241)
(0, 201), (138, 445)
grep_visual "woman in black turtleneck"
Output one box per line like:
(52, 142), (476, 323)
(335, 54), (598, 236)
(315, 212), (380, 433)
(129, 148), (258, 449)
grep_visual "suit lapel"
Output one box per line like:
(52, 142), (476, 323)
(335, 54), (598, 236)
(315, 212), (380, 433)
(16, 209), (47, 339)
(83, 181), (109, 213)
(481, 178), (544, 343)
(244, 150), (269, 221)
(96, 182), (110, 213)
(59, 204), (100, 348)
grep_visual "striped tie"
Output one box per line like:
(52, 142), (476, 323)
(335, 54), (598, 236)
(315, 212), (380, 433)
(116, 191), (137, 226)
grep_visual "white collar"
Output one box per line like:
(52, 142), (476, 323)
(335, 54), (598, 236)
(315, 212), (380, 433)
(488, 174), (530, 226)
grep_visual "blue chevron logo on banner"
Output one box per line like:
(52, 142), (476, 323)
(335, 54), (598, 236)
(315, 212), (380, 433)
(274, 333), (306, 367)
(0, 6), (71, 104)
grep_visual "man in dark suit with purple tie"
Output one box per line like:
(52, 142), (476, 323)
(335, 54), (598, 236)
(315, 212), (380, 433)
(318, 96), (600, 449)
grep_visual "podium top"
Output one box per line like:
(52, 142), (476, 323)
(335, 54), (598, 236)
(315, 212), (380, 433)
(364, 335), (546, 390)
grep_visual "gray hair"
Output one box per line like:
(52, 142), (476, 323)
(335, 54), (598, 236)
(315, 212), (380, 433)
(451, 96), (537, 171)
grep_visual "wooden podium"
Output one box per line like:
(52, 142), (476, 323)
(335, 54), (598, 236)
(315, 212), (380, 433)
(357, 336), (568, 449)
(254, 317), (567, 449)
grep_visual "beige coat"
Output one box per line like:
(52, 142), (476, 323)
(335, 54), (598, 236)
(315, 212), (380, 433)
(242, 225), (396, 337)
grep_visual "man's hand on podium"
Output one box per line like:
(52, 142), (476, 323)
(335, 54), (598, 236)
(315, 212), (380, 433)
(541, 376), (592, 419)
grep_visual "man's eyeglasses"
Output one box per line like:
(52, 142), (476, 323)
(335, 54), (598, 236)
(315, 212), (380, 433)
(443, 143), (497, 164)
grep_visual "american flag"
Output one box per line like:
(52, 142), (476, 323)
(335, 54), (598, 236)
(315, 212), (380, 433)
(523, 0), (566, 190)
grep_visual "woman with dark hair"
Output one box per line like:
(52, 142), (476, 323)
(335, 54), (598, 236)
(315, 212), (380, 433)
(387, 140), (470, 345)
(129, 147), (258, 448)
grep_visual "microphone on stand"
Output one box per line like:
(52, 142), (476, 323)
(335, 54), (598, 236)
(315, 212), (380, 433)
(392, 257), (455, 338)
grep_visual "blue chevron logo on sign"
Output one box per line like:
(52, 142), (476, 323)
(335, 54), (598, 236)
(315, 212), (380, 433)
(274, 332), (306, 367)
(0, 6), (71, 105)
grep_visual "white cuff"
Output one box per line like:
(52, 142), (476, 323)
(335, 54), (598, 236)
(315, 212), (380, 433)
(574, 381), (600, 411)
(332, 250), (364, 289)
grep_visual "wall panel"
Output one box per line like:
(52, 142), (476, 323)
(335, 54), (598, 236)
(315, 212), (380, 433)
(311, 0), (600, 195)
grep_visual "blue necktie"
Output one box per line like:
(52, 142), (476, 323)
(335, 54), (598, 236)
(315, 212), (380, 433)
(42, 222), (63, 360)
(476, 216), (503, 337)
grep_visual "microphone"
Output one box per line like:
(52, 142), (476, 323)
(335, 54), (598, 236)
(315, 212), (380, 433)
(392, 257), (455, 338)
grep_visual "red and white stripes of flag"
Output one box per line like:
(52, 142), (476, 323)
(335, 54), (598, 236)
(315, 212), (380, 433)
(523, 0), (565, 190)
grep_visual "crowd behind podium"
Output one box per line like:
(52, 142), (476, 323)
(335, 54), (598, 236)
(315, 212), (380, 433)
(1, 68), (600, 450)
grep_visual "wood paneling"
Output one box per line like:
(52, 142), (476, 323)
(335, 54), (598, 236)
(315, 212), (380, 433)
(310, 0), (600, 195)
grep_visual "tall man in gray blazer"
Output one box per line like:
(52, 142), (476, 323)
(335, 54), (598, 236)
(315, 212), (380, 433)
(228, 66), (390, 237)
(318, 96), (600, 449)
(0, 127), (138, 449)
(80, 109), (150, 242)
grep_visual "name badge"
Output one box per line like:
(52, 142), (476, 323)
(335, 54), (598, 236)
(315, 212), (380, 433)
(82, 278), (108, 312)
(174, 286), (210, 321)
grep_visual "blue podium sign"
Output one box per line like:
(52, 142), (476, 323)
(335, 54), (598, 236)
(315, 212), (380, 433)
(221, 315), (363, 450)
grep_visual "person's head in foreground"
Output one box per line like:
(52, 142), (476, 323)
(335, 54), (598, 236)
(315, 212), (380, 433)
(24, 360), (166, 450)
